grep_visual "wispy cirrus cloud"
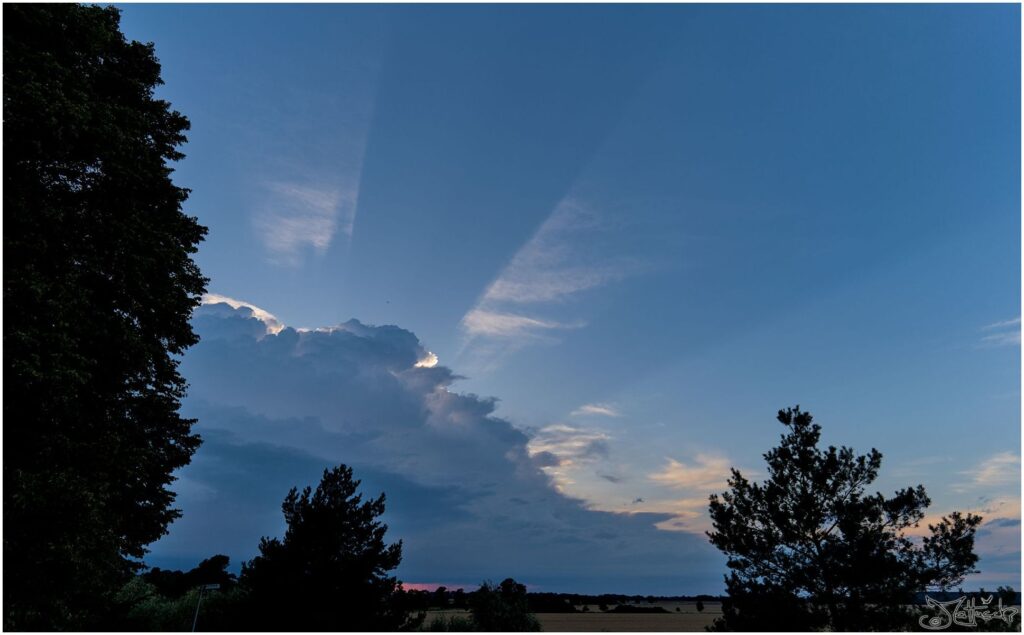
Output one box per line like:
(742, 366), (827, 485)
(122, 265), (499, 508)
(479, 201), (632, 305)
(459, 198), (643, 367)
(571, 403), (622, 418)
(521, 429), (745, 538)
(527, 423), (613, 494)
(461, 309), (583, 340)
(981, 316), (1021, 347)
(240, 49), (379, 269)
(255, 182), (357, 267)
(640, 497), (714, 533)
(984, 317), (1022, 330)
(528, 423), (611, 467)
(570, 453), (736, 536)
(954, 452), (1021, 493)
(648, 454), (733, 492)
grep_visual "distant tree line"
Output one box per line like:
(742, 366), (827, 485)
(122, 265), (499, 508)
(106, 466), (543, 632)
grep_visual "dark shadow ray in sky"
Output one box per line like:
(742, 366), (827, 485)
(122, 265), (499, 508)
(346, 6), (675, 347)
(456, 4), (1019, 416)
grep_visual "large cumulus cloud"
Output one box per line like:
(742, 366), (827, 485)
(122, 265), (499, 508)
(150, 301), (724, 593)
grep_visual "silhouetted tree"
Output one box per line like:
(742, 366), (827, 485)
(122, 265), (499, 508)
(996, 586), (1018, 606)
(142, 555), (237, 599)
(239, 466), (418, 631)
(527, 593), (577, 613)
(696, 600), (705, 612)
(433, 586), (450, 608)
(453, 588), (468, 609)
(708, 406), (982, 631)
(4, 4), (207, 629)
(470, 579), (541, 632)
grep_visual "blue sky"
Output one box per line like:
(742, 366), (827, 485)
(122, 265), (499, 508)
(118, 4), (1020, 593)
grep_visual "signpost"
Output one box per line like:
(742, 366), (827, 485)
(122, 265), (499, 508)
(192, 584), (221, 632)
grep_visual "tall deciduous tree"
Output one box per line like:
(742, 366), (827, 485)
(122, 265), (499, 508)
(707, 406), (982, 631)
(239, 465), (417, 631)
(4, 4), (207, 629)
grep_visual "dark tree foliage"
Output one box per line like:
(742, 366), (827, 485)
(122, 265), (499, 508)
(433, 585), (450, 608)
(239, 465), (418, 631)
(396, 588), (432, 614)
(527, 592), (579, 613)
(469, 579), (542, 632)
(142, 555), (238, 599)
(4, 4), (207, 629)
(608, 604), (670, 614)
(996, 586), (1019, 607)
(707, 406), (983, 631)
(109, 556), (241, 631)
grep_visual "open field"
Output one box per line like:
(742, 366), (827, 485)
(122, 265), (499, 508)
(425, 603), (722, 632)
(540, 603), (721, 632)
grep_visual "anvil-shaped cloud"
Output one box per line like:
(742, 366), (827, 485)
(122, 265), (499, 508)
(150, 300), (724, 593)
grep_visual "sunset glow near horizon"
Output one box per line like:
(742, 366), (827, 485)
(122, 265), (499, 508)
(118, 4), (1020, 593)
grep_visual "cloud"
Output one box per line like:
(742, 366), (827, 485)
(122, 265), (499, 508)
(254, 182), (357, 267)
(414, 351), (440, 368)
(526, 423), (612, 494)
(954, 452), (1021, 492)
(571, 403), (621, 418)
(646, 498), (715, 534)
(984, 317), (1022, 330)
(649, 455), (733, 491)
(480, 199), (631, 305)
(982, 332), (1022, 346)
(566, 453), (737, 538)
(458, 198), (643, 368)
(461, 309), (583, 339)
(981, 316), (1021, 347)
(155, 301), (725, 593)
(242, 60), (378, 268)
(200, 293), (285, 335)
(528, 424), (611, 467)
(623, 455), (736, 534)
(975, 515), (1021, 558)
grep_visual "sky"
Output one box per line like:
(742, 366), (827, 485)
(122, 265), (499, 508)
(117, 4), (1020, 593)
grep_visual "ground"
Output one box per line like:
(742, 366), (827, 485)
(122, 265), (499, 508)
(424, 602), (721, 632)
